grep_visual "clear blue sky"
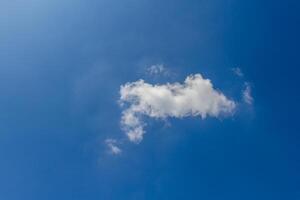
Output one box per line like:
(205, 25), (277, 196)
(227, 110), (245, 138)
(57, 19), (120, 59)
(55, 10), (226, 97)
(1, 0), (299, 199)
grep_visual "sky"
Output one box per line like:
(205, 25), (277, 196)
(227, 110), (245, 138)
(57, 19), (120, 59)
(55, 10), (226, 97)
(0, 0), (300, 199)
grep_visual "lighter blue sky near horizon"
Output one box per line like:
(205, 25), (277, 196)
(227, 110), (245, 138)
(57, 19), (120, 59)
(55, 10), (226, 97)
(1, 0), (300, 199)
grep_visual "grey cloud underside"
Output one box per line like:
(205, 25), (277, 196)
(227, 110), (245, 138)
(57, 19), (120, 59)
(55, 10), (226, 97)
(119, 74), (236, 143)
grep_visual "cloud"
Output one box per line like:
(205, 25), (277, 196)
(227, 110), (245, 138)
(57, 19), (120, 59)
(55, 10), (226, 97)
(119, 74), (236, 143)
(243, 82), (253, 105)
(105, 139), (122, 155)
(230, 67), (254, 105)
(231, 67), (244, 77)
(146, 64), (169, 76)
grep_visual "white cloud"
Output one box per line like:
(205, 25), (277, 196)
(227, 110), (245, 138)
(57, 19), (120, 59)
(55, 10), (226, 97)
(146, 64), (169, 76)
(243, 82), (253, 105)
(119, 74), (236, 143)
(105, 139), (122, 155)
(231, 67), (244, 77)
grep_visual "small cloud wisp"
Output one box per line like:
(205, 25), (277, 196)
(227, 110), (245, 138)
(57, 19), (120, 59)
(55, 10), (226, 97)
(146, 64), (169, 76)
(231, 67), (244, 77)
(105, 139), (122, 155)
(243, 82), (253, 105)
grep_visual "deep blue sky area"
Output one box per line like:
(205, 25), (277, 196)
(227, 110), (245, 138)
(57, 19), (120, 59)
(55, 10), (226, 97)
(1, 0), (300, 199)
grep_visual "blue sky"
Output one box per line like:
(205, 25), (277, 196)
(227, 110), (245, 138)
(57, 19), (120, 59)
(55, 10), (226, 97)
(0, 0), (300, 199)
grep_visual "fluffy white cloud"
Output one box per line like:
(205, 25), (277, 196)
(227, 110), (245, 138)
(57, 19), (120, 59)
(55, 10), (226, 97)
(120, 74), (236, 143)
(105, 139), (122, 155)
(243, 82), (253, 105)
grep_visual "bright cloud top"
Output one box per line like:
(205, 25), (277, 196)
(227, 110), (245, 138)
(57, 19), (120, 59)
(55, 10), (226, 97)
(119, 74), (236, 143)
